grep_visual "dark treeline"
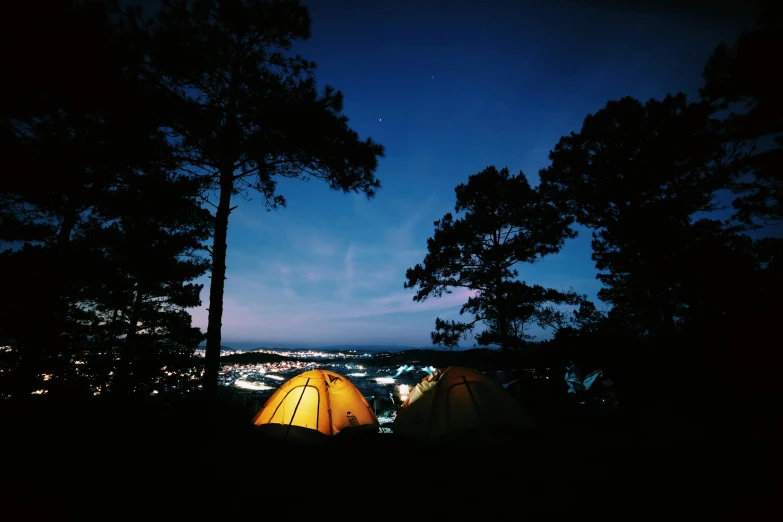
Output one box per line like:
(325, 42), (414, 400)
(0, 0), (384, 401)
(405, 6), (782, 414)
(1, 1), (213, 398)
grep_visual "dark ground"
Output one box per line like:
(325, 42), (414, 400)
(0, 394), (778, 519)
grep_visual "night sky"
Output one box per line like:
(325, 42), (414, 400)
(189, 0), (758, 349)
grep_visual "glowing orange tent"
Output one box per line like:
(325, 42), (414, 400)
(252, 369), (380, 440)
(393, 366), (532, 440)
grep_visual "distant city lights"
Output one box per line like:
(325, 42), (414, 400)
(235, 379), (275, 391)
(204, 350), (528, 427)
(194, 348), (373, 360)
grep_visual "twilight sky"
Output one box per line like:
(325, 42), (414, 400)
(188, 0), (758, 349)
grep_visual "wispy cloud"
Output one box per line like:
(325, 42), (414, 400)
(341, 244), (356, 300)
(190, 278), (476, 346)
(299, 233), (340, 258)
(189, 193), (474, 346)
(190, 186), (602, 347)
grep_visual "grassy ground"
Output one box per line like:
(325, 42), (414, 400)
(0, 395), (777, 519)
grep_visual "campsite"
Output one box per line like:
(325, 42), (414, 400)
(1, 358), (777, 517)
(2, 0), (781, 518)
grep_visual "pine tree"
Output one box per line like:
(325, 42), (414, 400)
(700, 4), (783, 227)
(539, 94), (733, 341)
(125, 0), (385, 395)
(405, 166), (581, 351)
(1, 1), (210, 397)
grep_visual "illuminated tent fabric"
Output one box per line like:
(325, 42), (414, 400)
(393, 366), (532, 440)
(252, 369), (380, 440)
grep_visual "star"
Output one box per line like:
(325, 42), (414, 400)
(379, 118), (382, 122)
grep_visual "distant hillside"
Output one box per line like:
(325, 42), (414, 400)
(207, 342), (513, 353)
(314, 344), (529, 352)
(217, 345), (566, 372)
(315, 344), (420, 352)
(217, 346), (549, 372)
(220, 352), (293, 364)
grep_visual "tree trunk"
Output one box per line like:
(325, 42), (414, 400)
(496, 278), (510, 352)
(100, 305), (120, 396)
(56, 209), (77, 247)
(115, 283), (144, 393)
(125, 283), (144, 341)
(49, 208), (78, 381)
(16, 207), (79, 395)
(203, 168), (233, 398)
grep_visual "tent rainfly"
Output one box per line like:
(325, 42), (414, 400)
(252, 369), (380, 440)
(393, 366), (532, 440)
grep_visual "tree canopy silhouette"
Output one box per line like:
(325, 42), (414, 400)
(78, 170), (212, 396)
(553, 300), (607, 339)
(405, 166), (581, 351)
(126, 0), (385, 396)
(1, 1), (211, 398)
(697, 5), (783, 399)
(539, 93), (736, 340)
(700, 4), (782, 227)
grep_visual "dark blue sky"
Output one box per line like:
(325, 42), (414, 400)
(189, 0), (758, 349)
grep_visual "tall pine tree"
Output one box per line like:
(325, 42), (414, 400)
(1, 1), (210, 397)
(125, 0), (385, 396)
(405, 166), (581, 351)
(539, 94), (734, 342)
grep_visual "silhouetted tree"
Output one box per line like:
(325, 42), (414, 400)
(0, 245), (48, 395)
(0, 1), (209, 397)
(696, 8), (783, 420)
(125, 0), (385, 396)
(77, 169), (212, 396)
(405, 166), (582, 352)
(700, 5), (782, 227)
(539, 94), (734, 342)
(1, 1), (163, 394)
(554, 300), (607, 339)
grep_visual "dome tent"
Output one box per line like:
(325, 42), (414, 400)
(252, 369), (380, 440)
(393, 366), (533, 440)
